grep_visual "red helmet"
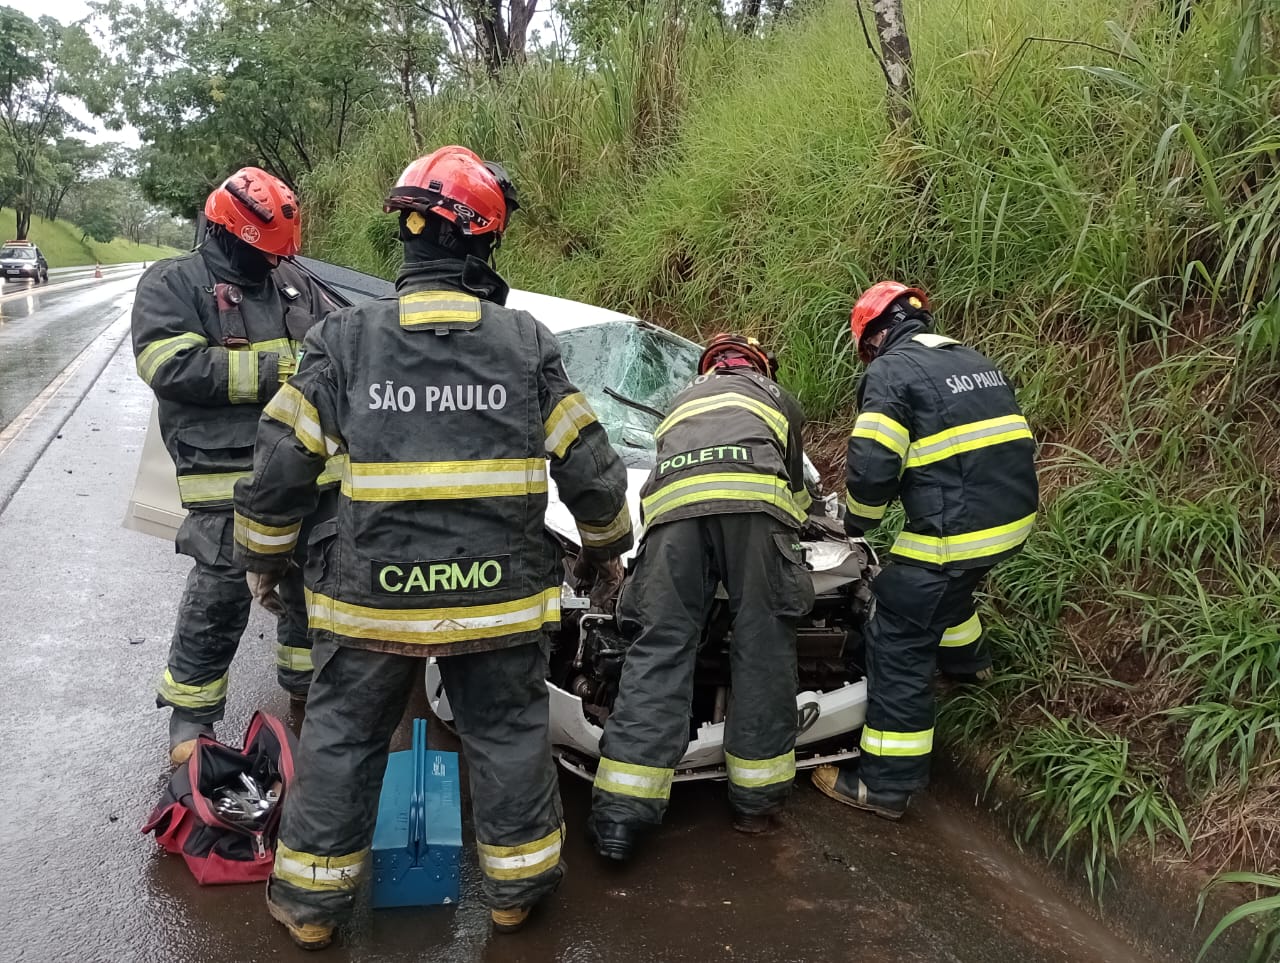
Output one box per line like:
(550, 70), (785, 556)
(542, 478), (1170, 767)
(698, 333), (777, 378)
(383, 146), (515, 237)
(204, 167), (301, 257)
(850, 281), (929, 362)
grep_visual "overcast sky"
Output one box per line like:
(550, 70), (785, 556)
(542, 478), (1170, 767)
(27, 0), (143, 147)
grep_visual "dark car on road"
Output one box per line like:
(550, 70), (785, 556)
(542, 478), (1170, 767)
(1, 241), (50, 283)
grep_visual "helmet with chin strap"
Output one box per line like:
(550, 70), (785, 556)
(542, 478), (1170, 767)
(383, 146), (518, 238)
(204, 167), (302, 257)
(850, 281), (930, 363)
(698, 333), (778, 379)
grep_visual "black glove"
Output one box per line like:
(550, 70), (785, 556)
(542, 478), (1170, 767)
(572, 553), (625, 614)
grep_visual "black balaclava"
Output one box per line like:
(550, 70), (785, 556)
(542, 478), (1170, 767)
(863, 298), (934, 360)
(208, 223), (274, 283)
(399, 211), (498, 265)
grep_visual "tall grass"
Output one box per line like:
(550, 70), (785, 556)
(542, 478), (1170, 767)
(303, 0), (1280, 901)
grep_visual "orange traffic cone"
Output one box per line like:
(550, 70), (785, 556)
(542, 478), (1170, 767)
(94, 263), (103, 279)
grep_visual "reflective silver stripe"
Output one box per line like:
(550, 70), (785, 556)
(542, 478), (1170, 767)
(642, 472), (805, 524)
(850, 412), (910, 458)
(264, 383), (341, 457)
(273, 844), (367, 892)
(892, 513), (1036, 565)
(157, 669), (227, 709)
(177, 471), (251, 505)
(136, 332), (208, 384)
(861, 726), (934, 757)
(657, 392), (789, 446)
(845, 492), (888, 520)
(306, 588), (561, 647)
(227, 350), (259, 403)
(905, 415), (1031, 469)
(276, 644), (314, 672)
(544, 392), (598, 458)
(341, 459), (547, 501)
(233, 511), (301, 555)
(399, 290), (482, 327)
(476, 826), (564, 880)
(725, 750), (796, 788)
(594, 758), (674, 800)
(578, 502), (632, 548)
(940, 613), (981, 648)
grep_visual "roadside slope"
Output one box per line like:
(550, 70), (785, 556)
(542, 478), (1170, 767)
(301, 0), (1280, 922)
(0, 210), (178, 267)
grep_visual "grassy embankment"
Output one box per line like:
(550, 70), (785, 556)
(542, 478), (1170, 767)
(302, 0), (1280, 939)
(0, 209), (178, 266)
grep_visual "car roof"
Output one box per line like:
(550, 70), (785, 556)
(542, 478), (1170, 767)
(294, 254), (687, 341)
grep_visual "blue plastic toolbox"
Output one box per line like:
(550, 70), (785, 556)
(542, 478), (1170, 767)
(370, 718), (462, 908)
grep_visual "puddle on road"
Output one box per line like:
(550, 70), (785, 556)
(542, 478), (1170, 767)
(916, 795), (1156, 963)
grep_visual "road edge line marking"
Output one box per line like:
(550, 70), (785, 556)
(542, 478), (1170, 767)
(0, 302), (134, 517)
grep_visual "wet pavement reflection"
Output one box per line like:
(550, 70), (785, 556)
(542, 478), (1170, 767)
(0, 317), (1165, 963)
(0, 269), (142, 431)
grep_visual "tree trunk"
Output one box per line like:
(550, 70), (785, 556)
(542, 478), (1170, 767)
(740, 0), (762, 36)
(16, 205), (31, 240)
(871, 0), (913, 131)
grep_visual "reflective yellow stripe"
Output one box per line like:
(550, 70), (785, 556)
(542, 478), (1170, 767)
(476, 825), (565, 881)
(233, 511), (301, 555)
(544, 391), (598, 458)
(306, 588), (560, 647)
(642, 471), (806, 524)
(578, 502), (632, 548)
(317, 454), (347, 488)
(157, 668), (227, 709)
(892, 512), (1036, 565)
(905, 415), (1032, 469)
(264, 383), (341, 457)
(845, 492), (888, 520)
(657, 393), (788, 446)
(399, 290), (482, 328)
(341, 458), (547, 502)
(136, 332), (208, 384)
(725, 750), (796, 788)
(940, 613), (982, 648)
(861, 726), (934, 757)
(249, 337), (299, 356)
(912, 334), (959, 348)
(850, 412), (910, 459)
(794, 486), (813, 513)
(594, 758), (674, 800)
(274, 843), (368, 892)
(276, 645), (314, 672)
(227, 349), (260, 403)
(177, 471), (251, 505)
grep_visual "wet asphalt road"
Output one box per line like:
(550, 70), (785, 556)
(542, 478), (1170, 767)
(0, 285), (1173, 963)
(0, 265), (144, 431)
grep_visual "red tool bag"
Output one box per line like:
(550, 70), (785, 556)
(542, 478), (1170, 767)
(142, 711), (296, 884)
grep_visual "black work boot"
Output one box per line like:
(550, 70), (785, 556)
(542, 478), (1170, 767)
(810, 764), (910, 820)
(168, 713), (214, 767)
(731, 810), (779, 835)
(587, 818), (640, 862)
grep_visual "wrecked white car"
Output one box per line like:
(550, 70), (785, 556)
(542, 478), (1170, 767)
(124, 258), (873, 784)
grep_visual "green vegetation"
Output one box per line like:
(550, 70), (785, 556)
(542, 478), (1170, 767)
(302, 0), (1280, 915)
(0, 209), (178, 265)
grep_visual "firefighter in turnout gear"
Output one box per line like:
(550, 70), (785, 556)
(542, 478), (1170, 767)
(811, 282), (1038, 819)
(588, 334), (815, 861)
(233, 146), (632, 948)
(132, 167), (338, 766)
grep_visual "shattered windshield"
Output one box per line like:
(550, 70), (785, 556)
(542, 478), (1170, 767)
(557, 321), (701, 468)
